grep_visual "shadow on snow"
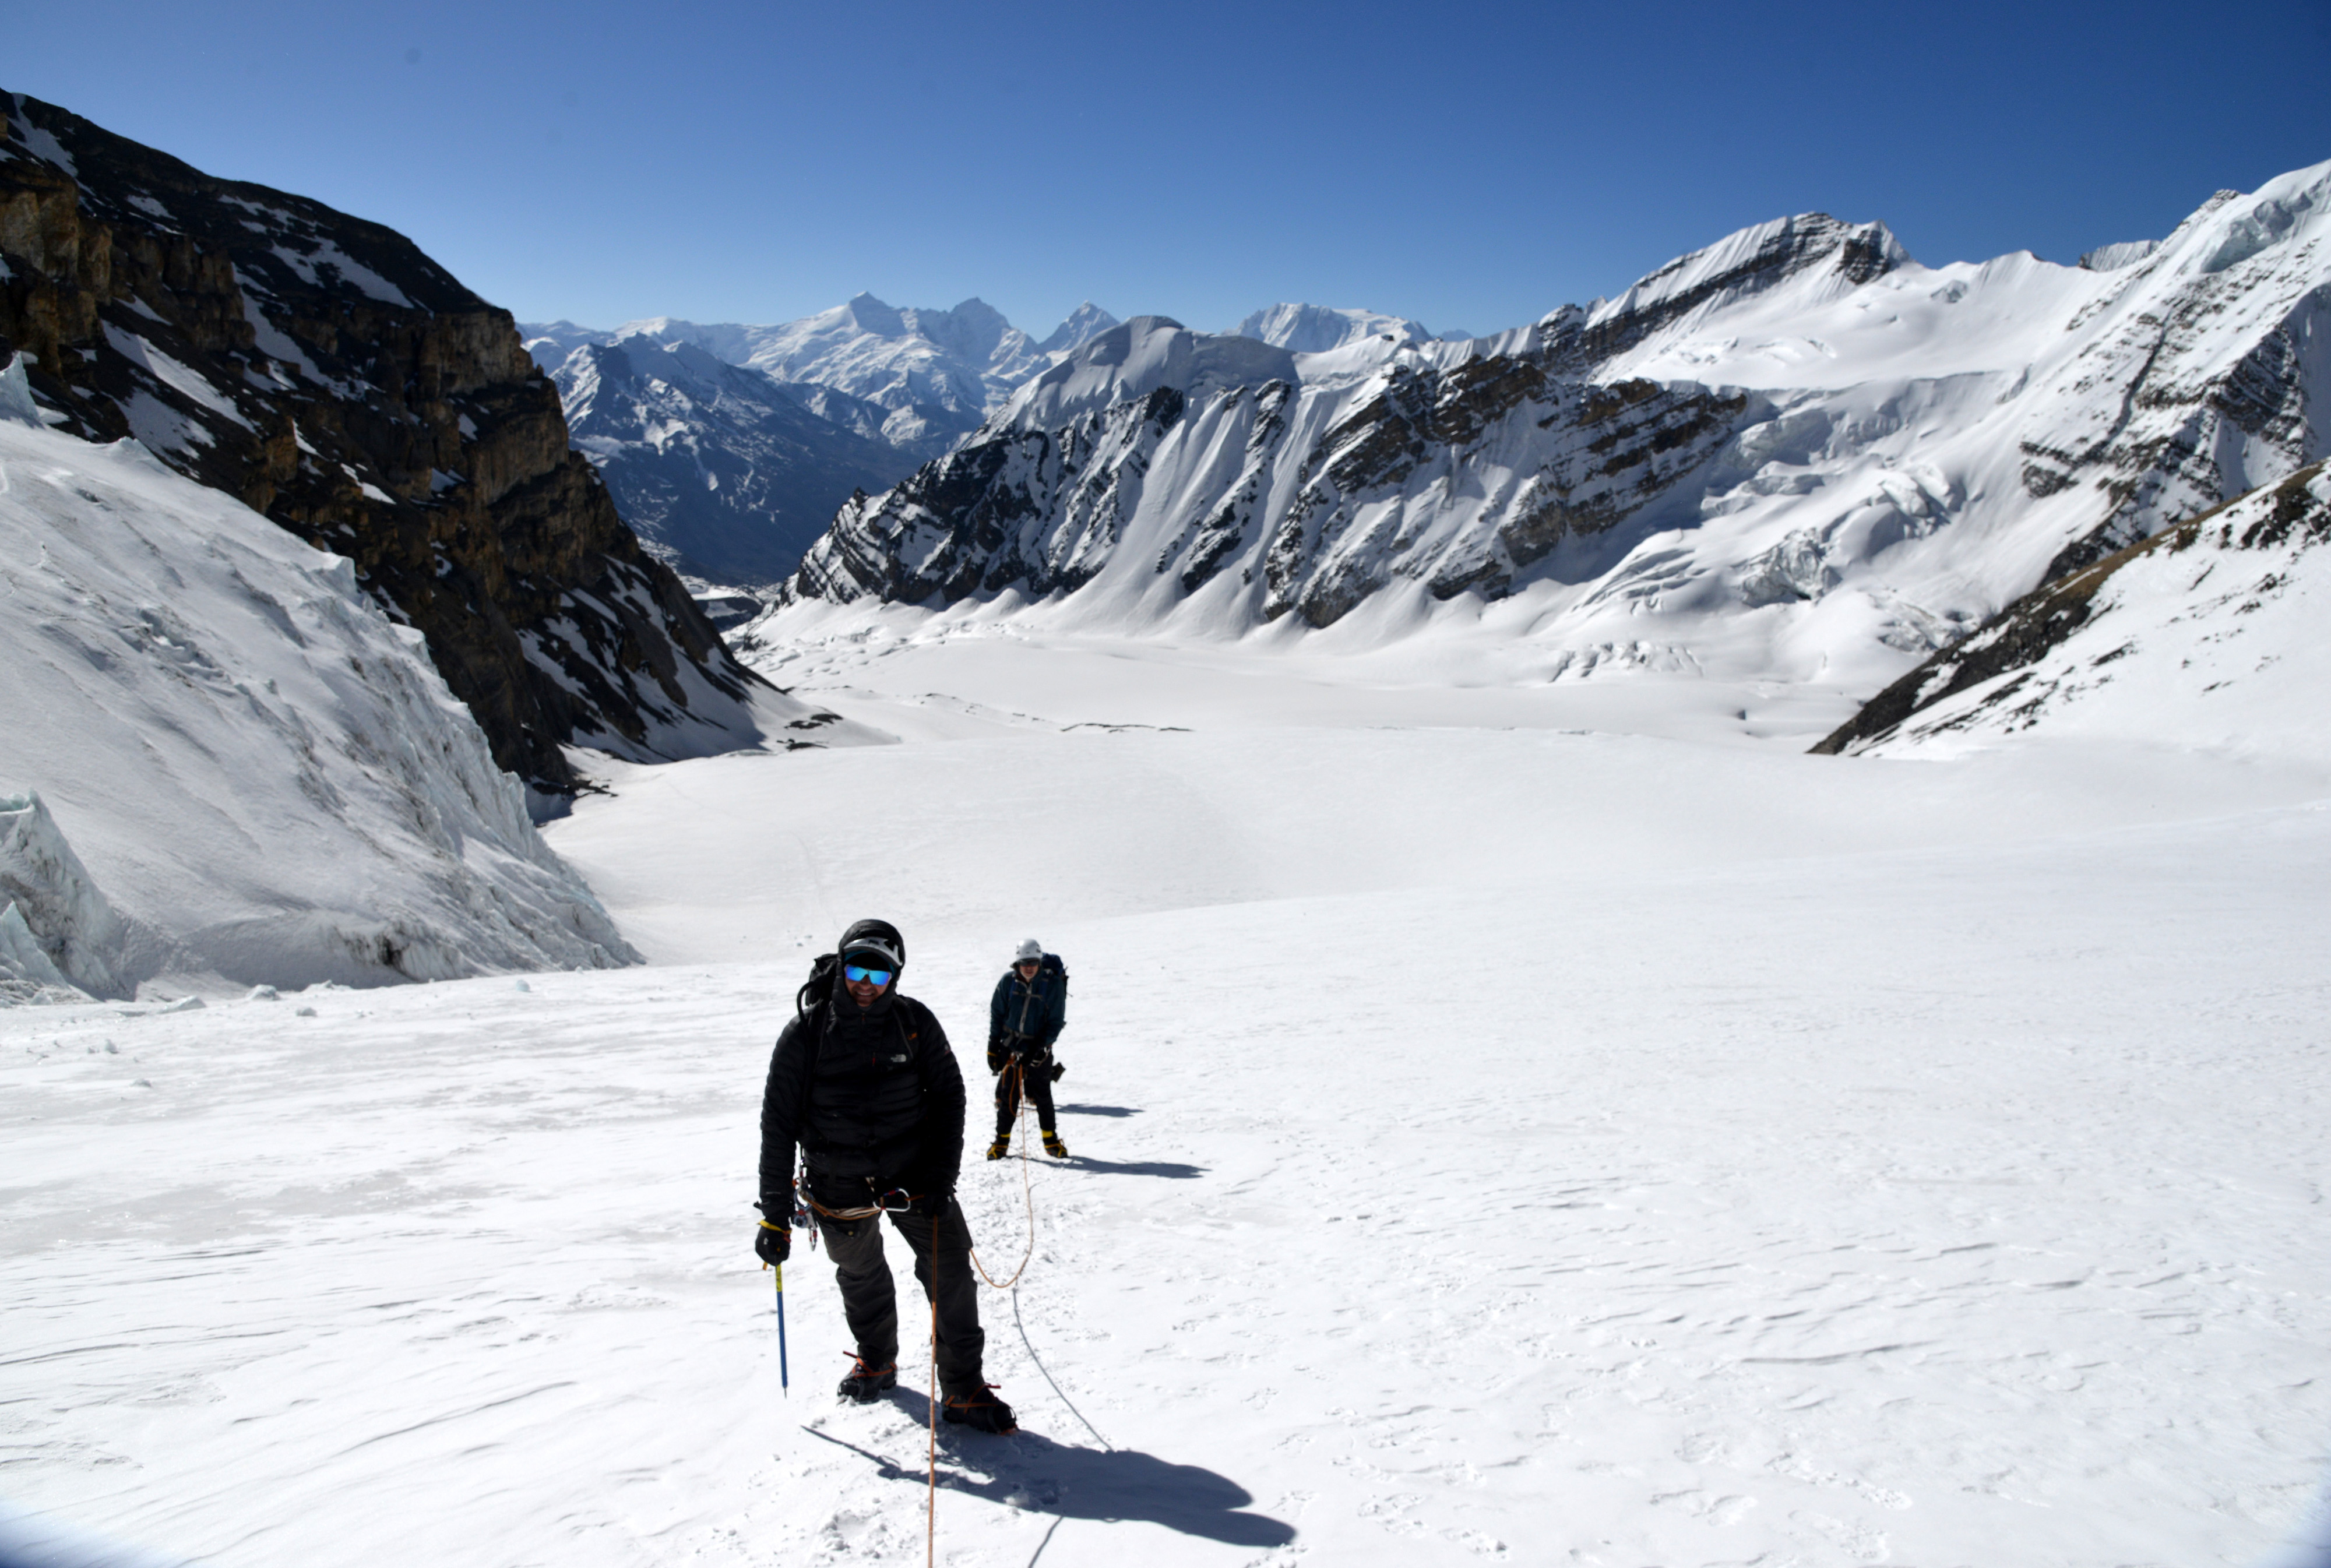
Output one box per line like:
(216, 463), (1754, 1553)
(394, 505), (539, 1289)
(1059, 1155), (1206, 1179)
(802, 1415), (1296, 1551)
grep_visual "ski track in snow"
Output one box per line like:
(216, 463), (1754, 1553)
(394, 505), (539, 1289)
(6, 656), (2331, 1566)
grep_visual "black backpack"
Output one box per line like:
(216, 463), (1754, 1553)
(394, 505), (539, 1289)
(795, 952), (840, 1021)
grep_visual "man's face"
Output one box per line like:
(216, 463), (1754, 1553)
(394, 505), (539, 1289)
(844, 960), (892, 1008)
(1016, 960), (1039, 981)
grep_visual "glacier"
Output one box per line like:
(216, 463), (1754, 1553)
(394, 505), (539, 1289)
(0, 407), (647, 993)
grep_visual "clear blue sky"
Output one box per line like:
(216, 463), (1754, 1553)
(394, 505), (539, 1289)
(14, 1), (2331, 340)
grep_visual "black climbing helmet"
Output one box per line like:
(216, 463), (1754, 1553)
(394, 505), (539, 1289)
(837, 917), (905, 974)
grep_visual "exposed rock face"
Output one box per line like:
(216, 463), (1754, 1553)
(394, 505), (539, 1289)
(1811, 459), (2331, 755)
(776, 312), (1762, 630)
(0, 91), (765, 796)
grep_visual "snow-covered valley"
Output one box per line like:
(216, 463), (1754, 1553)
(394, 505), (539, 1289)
(6, 75), (2331, 1568)
(6, 625), (2329, 1567)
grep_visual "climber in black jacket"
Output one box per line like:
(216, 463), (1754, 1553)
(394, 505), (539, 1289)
(755, 918), (1015, 1433)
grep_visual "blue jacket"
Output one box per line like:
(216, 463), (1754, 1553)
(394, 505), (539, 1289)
(990, 957), (1066, 1051)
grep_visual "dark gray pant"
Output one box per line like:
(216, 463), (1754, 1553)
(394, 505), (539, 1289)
(816, 1200), (986, 1400)
(994, 1049), (1057, 1137)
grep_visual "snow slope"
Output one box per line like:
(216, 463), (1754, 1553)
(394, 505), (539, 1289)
(0, 412), (640, 994)
(1818, 460), (2331, 759)
(4, 628), (2328, 1567)
(769, 163), (2331, 730)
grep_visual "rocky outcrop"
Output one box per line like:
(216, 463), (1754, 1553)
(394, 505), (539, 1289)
(0, 90), (766, 797)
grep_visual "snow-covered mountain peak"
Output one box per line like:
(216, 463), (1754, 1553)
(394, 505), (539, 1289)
(2188, 157), (2331, 276)
(991, 315), (1300, 434)
(1564, 213), (1909, 365)
(769, 156), (2331, 713)
(1037, 301), (1121, 355)
(1235, 302), (1437, 353)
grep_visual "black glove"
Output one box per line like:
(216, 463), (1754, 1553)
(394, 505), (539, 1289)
(755, 1219), (790, 1264)
(1050, 1060), (1065, 1082)
(987, 1043), (1006, 1074)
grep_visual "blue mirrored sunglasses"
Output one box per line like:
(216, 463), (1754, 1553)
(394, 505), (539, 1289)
(843, 964), (893, 986)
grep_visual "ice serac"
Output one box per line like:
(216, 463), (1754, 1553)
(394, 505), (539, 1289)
(551, 332), (917, 584)
(0, 792), (133, 1000)
(0, 411), (649, 993)
(0, 90), (765, 797)
(767, 167), (2331, 706)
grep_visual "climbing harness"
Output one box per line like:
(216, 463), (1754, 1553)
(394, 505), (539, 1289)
(808, 1188), (918, 1222)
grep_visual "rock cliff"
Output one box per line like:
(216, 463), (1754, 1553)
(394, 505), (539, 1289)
(0, 90), (765, 798)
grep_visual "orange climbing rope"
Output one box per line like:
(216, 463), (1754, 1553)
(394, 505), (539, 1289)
(969, 1055), (1039, 1290)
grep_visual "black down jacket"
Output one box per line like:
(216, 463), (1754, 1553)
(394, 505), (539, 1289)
(759, 966), (966, 1212)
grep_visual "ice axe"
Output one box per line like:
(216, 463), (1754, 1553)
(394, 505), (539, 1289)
(764, 1259), (789, 1395)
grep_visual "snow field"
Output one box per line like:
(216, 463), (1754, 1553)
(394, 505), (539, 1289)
(6, 686), (2330, 1565)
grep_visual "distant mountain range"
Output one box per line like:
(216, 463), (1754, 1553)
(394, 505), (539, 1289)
(519, 299), (1121, 586)
(756, 163), (2331, 744)
(521, 298), (1481, 588)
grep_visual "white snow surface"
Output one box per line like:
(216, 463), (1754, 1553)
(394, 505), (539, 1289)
(6, 621), (2329, 1567)
(0, 416), (640, 995)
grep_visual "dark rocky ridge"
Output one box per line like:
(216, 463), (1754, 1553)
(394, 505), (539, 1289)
(0, 91), (763, 796)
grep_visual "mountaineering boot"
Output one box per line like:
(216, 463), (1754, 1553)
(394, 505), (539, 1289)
(942, 1387), (1018, 1435)
(986, 1136), (1010, 1161)
(836, 1355), (897, 1404)
(1041, 1132), (1068, 1158)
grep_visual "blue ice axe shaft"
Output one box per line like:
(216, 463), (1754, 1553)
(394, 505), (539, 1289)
(774, 1261), (789, 1394)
